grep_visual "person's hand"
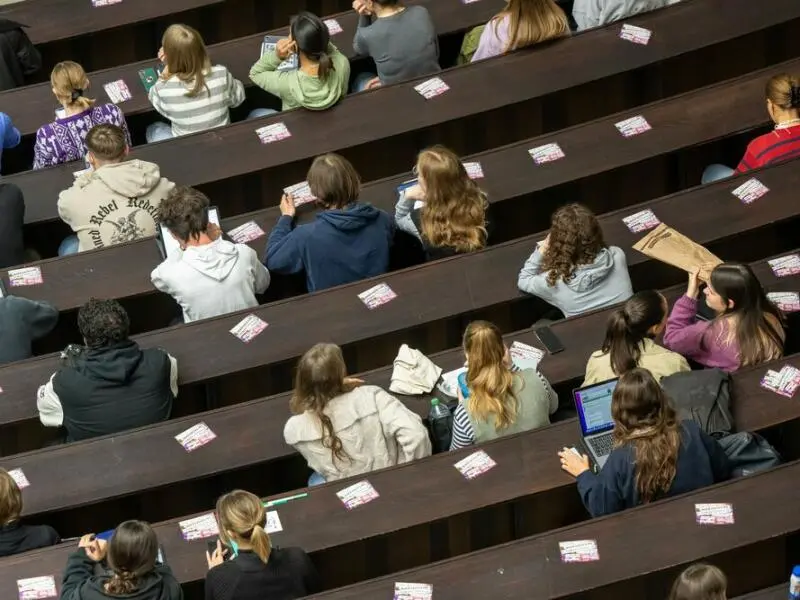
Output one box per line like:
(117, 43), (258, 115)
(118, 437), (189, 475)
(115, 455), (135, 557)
(79, 535), (107, 562)
(276, 38), (296, 61)
(365, 77), (382, 90)
(403, 184), (425, 201)
(207, 223), (222, 241)
(352, 0), (373, 15)
(206, 540), (225, 569)
(537, 234), (550, 256)
(558, 447), (590, 477)
(157, 46), (166, 63)
(279, 194), (296, 218)
(343, 377), (365, 387)
(686, 267), (701, 299)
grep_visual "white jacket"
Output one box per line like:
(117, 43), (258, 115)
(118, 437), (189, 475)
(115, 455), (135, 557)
(573, 0), (676, 31)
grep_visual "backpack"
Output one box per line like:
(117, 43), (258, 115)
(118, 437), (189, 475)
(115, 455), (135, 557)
(661, 369), (734, 438)
(717, 431), (782, 477)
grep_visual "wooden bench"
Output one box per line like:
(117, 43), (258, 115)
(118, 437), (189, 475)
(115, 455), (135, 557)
(734, 585), (787, 600)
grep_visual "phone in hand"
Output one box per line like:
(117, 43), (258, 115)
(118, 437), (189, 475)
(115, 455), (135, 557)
(534, 326), (565, 354)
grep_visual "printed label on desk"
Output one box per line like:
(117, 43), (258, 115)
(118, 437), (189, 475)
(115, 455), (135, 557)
(509, 341), (545, 371)
(229, 314), (269, 343)
(414, 77), (449, 100)
(615, 115), (652, 138)
(178, 512), (219, 541)
(284, 181), (317, 207)
(324, 19), (343, 35)
(17, 576), (57, 600)
(175, 422), (217, 452)
(394, 582), (433, 600)
(619, 23), (652, 45)
(265, 510), (283, 534)
(731, 178), (769, 204)
(462, 161), (484, 180)
(103, 80), (132, 104)
(695, 503), (735, 525)
(528, 143), (565, 165)
(92, 0), (123, 5)
(559, 539), (600, 563)
(256, 122), (291, 144)
(768, 254), (800, 277)
(337, 480), (380, 510)
(454, 450), (497, 480)
(227, 221), (266, 244)
(768, 291), (800, 313)
(358, 283), (397, 309)
(760, 365), (800, 398)
(8, 267), (43, 287)
(622, 209), (660, 233)
(8, 468), (29, 490)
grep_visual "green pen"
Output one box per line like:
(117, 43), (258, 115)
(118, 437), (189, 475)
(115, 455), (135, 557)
(265, 492), (308, 508)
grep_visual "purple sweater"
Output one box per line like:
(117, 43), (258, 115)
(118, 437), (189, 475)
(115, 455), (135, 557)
(33, 104), (130, 170)
(663, 295), (740, 372)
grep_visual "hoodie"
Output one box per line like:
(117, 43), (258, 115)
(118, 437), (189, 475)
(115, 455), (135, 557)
(517, 245), (633, 318)
(264, 203), (393, 292)
(60, 548), (183, 600)
(0, 521), (59, 558)
(37, 340), (177, 442)
(249, 43), (350, 111)
(572, 0), (674, 31)
(0, 296), (59, 365)
(58, 160), (175, 253)
(151, 238), (270, 323)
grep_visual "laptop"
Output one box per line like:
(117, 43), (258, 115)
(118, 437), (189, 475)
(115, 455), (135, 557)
(573, 377), (618, 470)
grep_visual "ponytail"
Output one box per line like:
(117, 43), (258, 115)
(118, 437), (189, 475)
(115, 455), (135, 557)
(317, 50), (333, 80)
(316, 409), (350, 465)
(250, 524), (272, 564)
(105, 571), (139, 596)
(50, 61), (96, 113)
(602, 309), (640, 376)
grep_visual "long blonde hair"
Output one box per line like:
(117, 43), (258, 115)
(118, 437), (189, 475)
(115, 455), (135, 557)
(463, 321), (518, 431)
(417, 146), (488, 253)
(51, 61), (95, 112)
(498, 0), (569, 52)
(216, 490), (272, 564)
(162, 24), (212, 97)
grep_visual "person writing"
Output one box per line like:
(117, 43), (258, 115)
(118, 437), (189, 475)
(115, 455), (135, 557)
(0, 468), (60, 557)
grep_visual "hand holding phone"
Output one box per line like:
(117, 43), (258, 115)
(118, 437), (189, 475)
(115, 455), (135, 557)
(206, 539), (227, 569)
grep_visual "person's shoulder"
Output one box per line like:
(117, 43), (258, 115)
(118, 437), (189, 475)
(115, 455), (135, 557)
(607, 246), (628, 261)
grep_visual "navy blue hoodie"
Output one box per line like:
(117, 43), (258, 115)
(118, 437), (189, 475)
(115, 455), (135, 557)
(264, 203), (394, 292)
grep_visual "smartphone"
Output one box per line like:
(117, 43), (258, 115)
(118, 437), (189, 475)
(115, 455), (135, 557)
(534, 326), (565, 355)
(138, 67), (160, 92)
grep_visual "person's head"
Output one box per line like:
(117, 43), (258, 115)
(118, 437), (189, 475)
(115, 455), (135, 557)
(105, 521), (159, 596)
(307, 153), (360, 209)
(85, 124), (129, 169)
(601, 290), (669, 376)
(158, 185), (211, 245)
(462, 321), (518, 431)
(503, 0), (569, 52)
(290, 11), (333, 79)
(415, 145), (488, 253)
(51, 61), (94, 111)
(160, 24), (211, 97)
(705, 263), (785, 367)
(668, 564), (728, 600)
(216, 490), (271, 563)
(78, 298), (130, 348)
(541, 203), (607, 286)
(0, 469), (22, 527)
(765, 73), (800, 124)
(611, 368), (679, 503)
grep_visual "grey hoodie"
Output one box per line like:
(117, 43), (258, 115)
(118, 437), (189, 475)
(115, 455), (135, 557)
(572, 0), (676, 31)
(517, 245), (633, 318)
(150, 238), (270, 323)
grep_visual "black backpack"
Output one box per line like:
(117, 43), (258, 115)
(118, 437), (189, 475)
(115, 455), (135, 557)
(717, 431), (782, 477)
(661, 369), (734, 439)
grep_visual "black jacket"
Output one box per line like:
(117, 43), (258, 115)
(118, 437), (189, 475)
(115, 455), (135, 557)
(0, 296), (58, 365)
(0, 183), (25, 269)
(0, 521), (59, 557)
(0, 19), (41, 91)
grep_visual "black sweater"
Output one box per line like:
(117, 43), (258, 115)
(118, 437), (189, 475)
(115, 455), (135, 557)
(0, 521), (59, 557)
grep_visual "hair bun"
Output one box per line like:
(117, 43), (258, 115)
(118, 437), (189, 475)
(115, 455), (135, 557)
(70, 88), (83, 102)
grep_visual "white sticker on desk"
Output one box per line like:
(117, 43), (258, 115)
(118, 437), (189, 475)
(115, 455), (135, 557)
(358, 283), (397, 309)
(8, 468), (30, 490)
(227, 221), (266, 244)
(768, 254), (800, 277)
(178, 512), (219, 541)
(284, 181), (317, 207)
(103, 79), (132, 104)
(324, 19), (343, 35)
(394, 582), (433, 600)
(768, 291), (800, 313)
(622, 209), (660, 233)
(230, 314), (269, 343)
(337, 480), (380, 510)
(620, 23), (652, 45)
(462, 161), (484, 180)
(256, 122), (291, 144)
(731, 178), (769, 204)
(175, 422), (217, 452)
(509, 341), (544, 371)
(615, 115), (652, 138)
(695, 502), (734, 525)
(414, 77), (449, 100)
(559, 539), (600, 563)
(454, 450), (497, 480)
(265, 510), (283, 534)
(8, 267), (43, 287)
(528, 143), (565, 165)
(17, 575), (57, 600)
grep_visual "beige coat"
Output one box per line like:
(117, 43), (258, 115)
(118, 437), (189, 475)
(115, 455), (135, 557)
(284, 385), (432, 481)
(583, 338), (691, 385)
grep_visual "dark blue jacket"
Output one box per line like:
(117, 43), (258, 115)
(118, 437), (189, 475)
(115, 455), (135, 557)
(264, 203), (394, 292)
(576, 421), (731, 517)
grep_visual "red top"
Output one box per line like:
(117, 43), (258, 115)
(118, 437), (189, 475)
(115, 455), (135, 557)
(736, 123), (800, 172)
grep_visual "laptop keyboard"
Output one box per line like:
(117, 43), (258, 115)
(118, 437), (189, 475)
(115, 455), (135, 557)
(589, 434), (613, 456)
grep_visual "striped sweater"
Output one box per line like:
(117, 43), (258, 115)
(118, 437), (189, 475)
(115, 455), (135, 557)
(148, 65), (246, 137)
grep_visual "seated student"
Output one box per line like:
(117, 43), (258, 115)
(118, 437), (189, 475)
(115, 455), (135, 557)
(57, 124), (175, 256)
(450, 321), (558, 451)
(394, 145), (490, 261)
(0, 295), (58, 365)
(61, 521), (183, 600)
(146, 24), (246, 143)
(0, 111), (20, 171)
(34, 61), (131, 170)
(0, 183), (26, 268)
(0, 18), (41, 91)
(249, 11), (350, 113)
(703, 73), (800, 183)
(664, 264), (785, 372)
(517, 203), (633, 318)
(572, 0), (673, 31)
(284, 343), (431, 485)
(0, 468), (59, 557)
(583, 290), (690, 385)
(264, 153), (393, 292)
(36, 298), (178, 443)
(205, 489), (320, 600)
(669, 563), (728, 600)
(557, 368), (730, 518)
(151, 186), (270, 322)
(351, 0), (440, 91)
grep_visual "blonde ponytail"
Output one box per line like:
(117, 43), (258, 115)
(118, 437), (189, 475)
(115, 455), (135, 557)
(249, 524), (272, 564)
(51, 61), (95, 112)
(216, 490), (273, 564)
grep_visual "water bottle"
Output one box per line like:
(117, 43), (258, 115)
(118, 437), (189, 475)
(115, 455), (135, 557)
(428, 398), (453, 454)
(790, 565), (800, 600)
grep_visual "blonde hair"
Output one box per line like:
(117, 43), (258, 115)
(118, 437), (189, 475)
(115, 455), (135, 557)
(51, 61), (94, 112)
(765, 73), (800, 112)
(0, 469), (22, 526)
(499, 0), (569, 53)
(417, 146), (488, 253)
(463, 321), (518, 431)
(216, 490), (271, 564)
(162, 24), (212, 97)
(668, 564), (727, 600)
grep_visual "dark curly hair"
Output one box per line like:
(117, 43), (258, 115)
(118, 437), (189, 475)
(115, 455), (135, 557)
(158, 185), (210, 243)
(540, 203), (607, 286)
(78, 298), (130, 348)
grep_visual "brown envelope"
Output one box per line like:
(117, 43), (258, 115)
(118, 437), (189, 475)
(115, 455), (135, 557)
(632, 223), (722, 281)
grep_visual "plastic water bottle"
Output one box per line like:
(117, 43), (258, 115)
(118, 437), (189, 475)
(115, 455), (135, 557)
(790, 566), (800, 600)
(428, 398), (453, 454)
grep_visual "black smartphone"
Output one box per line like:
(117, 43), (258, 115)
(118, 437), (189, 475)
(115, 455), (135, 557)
(205, 539), (218, 556)
(534, 326), (565, 354)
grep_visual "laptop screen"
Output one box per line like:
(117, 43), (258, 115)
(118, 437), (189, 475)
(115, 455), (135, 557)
(574, 378), (618, 436)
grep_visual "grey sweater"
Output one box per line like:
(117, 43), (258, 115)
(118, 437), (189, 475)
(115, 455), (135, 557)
(572, 0), (676, 31)
(0, 296), (58, 364)
(353, 6), (440, 85)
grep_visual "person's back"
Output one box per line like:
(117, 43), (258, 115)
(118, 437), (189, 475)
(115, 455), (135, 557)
(0, 19), (41, 91)
(0, 183), (26, 268)
(572, 0), (672, 31)
(0, 296), (59, 365)
(585, 338), (689, 385)
(0, 469), (59, 558)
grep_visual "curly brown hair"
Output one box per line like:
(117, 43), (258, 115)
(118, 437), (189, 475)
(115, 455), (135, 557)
(540, 203), (606, 286)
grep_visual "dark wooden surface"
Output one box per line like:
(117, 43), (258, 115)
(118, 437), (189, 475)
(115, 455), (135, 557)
(734, 585), (786, 599)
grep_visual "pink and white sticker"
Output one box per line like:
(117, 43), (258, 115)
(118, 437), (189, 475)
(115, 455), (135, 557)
(454, 450), (497, 480)
(620, 23), (652, 45)
(462, 161), (484, 180)
(103, 80), (132, 104)
(528, 143), (565, 165)
(394, 582), (433, 600)
(695, 503), (735, 525)
(178, 512), (219, 541)
(229, 314), (269, 343)
(358, 283), (397, 310)
(414, 77), (449, 100)
(8, 468), (30, 490)
(615, 115), (652, 138)
(227, 221), (266, 244)
(175, 422), (217, 452)
(768, 291), (800, 313)
(324, 19), (343, 35)
(337, 480), (380, 510)
(284, 181), (317, 207)
(622, 209), (660, 233)
(760, 365), (800, 398)
(256, 122), (291, 144)
(559, 540), (600, 563)
(92, 0), (123, 5)
(731, 178), (769, 204)
(768, 254), (800, 277)
(8, 267), (43, 287)
(17, 576), (57, 600)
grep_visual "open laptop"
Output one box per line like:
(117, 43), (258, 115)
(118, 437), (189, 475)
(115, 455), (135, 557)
(573, 377), (618, 470)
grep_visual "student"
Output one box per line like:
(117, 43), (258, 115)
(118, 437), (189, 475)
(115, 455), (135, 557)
(572, 0), (672, 31)
(57, 124), (175, 255)
(60, 520), (183, 600)
(205, 489), (320, 600)
(34, 61), (131, 170)
(702, 73), (800, 183)
(0, 295), (58, 365)
(557, 368), (730, 517)
(0, 183), (26, 268)
(669, 564), (728, 600)
(517, 203), (633, 318)
(664, 264), (785, 372)
(0, 468), (59, 557)
(351, 0), (440, 90)
(284, 343), (431, 485)
(146, 24), (246, 143)
(450, 321), (558, 451)
(151, 186), (270, 322)
(394, 145), (490, 261)
(583, 290), (690, 385)
(470, 0), (569, 63)
(36, 298), (178, 443)
(0, 111), (20, 170)
(0, 18), (41, 91)
(264, 153), (393, 292)
(249, 11), (350, 112)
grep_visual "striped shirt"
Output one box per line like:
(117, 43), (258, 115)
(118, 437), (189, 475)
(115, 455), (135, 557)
(736, 123), (800, 172)
(148, 65), (246, 137)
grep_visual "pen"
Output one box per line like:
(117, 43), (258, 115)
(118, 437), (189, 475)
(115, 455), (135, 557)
(265, 492), (308, 508)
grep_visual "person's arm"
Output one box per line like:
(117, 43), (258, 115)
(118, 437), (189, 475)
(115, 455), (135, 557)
(150, 261), (175, 296)
(449, 403), (475, 451)
(735, 140), (757, 173)
(353, 14), (373, 56)
(37, 374), (63, 427)
(472, 18), (506, 62)
(147, 80), (174, 121)
(264, 216), (305, 275)
(33, 129), (57, 170)
(249, 48), (292, 98)
(0, 113), (20, 149)
(662, 295), (712, 359)
(166, 353), (179, 398)
(533, 369), (559, 415)
(19, 297), (59, 340)
(394, 189), (422, 240)
(571, 0), (601, 30)
(699, 428), (732, 483)
(374, 388), (432, 461)
(246, 245), (271, 294)
(517, 246), (552, 297)
(59, 548), (95, 600)
(225, 68), (246, 108)
(575, 451), (627, 517)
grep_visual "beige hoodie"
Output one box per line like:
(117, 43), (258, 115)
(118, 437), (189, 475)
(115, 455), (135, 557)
(57, 159), (175, 252)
